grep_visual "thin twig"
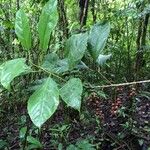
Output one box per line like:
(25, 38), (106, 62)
(88, 80), (150, 88)
(31, 62), (66, 82)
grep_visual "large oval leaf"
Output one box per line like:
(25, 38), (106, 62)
(38, 0), (58, 52)
(60, 78), (83, 111)
(28, 77), (59, 128)
(0, 58), (31, 90)
(65, 33), (88, 69)
(42, 53), (69, 74)
(88, 22), (110, 60)
(15, 9), (31, 51)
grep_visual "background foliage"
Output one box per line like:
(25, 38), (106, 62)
(0, 0), (150, 149)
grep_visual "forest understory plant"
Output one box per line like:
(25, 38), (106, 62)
(0, 0), (150, 149)
(0, 0), (111, 129)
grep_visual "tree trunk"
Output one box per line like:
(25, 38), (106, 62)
(135, 13), (149, 79)
(57, 0), (69, 38)
(17, 0), (19, 10)
(91, 0), (96, 23)
(79, 0), (89, 28)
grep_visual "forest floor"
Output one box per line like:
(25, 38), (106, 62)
(0, 85), (150, 150)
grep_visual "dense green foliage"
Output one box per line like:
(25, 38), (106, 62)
(0, 0), (150, 149)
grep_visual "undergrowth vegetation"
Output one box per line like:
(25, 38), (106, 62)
(0, 0), (150, 149)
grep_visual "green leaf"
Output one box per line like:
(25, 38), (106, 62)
(65, 33), (88, 69)
(88, 22), (110, 60)
(28, 77), (59, 128)
(138, 91), (150, 100)
(19, 127), (27, 139)
(0, 58), (31, 90)
(0, 140), (8, 149)
(67, 140), (95, 150)
(27, 136), (42, 148)
(38, 0), (58, 52)
(58, 143), (63, 150)
(76, 140), (95, 150)
(66, 145), (78, 150)
(15, 9), (31, 50)
(60, 78), (83, 111)
(96, 54), (111, 65)
(42, 53), (69, 74)
(27, 144), (42, 150)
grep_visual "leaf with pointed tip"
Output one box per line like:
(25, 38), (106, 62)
(15, 9), (31, 50)
(38, 0), (58, 52)
(28, 77), (59, 128)
(65, 33), (88, 69)
(88, 22), (110, 60)
(96, 54), (112, 65)
(60, 78), (83, 111)
(0, 58), (31, 90)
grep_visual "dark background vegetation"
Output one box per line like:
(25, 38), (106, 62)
(0, 0), (150, 149)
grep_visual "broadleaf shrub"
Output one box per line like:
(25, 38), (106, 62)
(0, 0), (111, 128)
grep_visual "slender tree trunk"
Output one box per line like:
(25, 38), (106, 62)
(91, 0), (96, 23)
(57, 0), (69, 57)
(125, 17), (132, 81)
(57, 0), (69, 38)
(79, 0), (89, 28)
(17, 0), (20, 10)
(135, 13), (149, 79)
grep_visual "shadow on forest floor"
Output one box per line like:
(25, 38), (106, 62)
(0, 86), (150, 150)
